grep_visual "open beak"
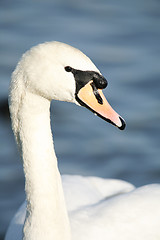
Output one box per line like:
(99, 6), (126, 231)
(75, 81), (126, 130)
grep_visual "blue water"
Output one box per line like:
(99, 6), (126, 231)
(0, 0), (160, 238)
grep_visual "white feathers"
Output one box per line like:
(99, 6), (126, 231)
(6, 42), (160, 240)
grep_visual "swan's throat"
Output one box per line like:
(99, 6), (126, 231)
(14, 92), (71, 240)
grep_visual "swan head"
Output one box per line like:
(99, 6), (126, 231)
(11, 41), (125, 130)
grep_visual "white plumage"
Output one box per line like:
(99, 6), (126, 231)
(5, 42), (160, 240)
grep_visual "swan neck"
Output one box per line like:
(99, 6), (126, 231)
(11, 92), (71, 240)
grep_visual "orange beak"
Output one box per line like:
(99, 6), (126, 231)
(76, 81), (125, 130)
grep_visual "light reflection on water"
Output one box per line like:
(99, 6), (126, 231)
(0, 0), (160, 238)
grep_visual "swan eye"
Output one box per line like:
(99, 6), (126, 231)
(65, 66), (72, 72)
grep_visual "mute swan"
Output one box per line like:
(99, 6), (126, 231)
(5, 42), (160, 240)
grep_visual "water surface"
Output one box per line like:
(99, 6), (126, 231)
(0, 0), (160, 238)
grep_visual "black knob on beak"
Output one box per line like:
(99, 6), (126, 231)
(93, 74), (108, 89)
